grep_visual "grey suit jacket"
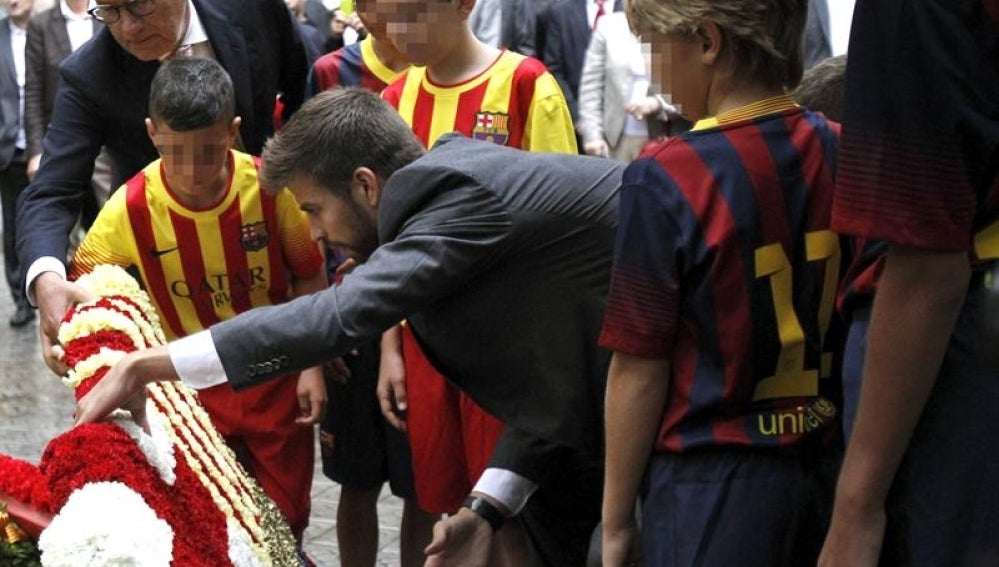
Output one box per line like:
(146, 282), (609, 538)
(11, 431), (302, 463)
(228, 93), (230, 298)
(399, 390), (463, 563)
(0, 18), (20, 170)
(24, 6), (99, 159)
(211, 135), (624, 455)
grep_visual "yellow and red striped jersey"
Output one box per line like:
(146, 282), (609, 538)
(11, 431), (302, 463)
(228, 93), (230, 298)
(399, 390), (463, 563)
(382, 50), (577, 153)
(70, 150), (323, 340)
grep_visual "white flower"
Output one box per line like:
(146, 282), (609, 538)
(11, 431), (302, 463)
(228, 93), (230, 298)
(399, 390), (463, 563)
(39, 482), (174, 567)
(115, 406), (177, 486)
(227, 519), (266, 567)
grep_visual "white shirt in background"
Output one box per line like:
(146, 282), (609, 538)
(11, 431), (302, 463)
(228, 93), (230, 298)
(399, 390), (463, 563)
(60, 0), (96, 52)
(828, 0), (856, 55)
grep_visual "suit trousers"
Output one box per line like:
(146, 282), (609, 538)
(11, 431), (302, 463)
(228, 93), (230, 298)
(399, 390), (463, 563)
(0, 153), (29, 305)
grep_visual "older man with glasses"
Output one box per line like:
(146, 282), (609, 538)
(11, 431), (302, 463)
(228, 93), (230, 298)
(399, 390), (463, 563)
(16, 0), (312, 377)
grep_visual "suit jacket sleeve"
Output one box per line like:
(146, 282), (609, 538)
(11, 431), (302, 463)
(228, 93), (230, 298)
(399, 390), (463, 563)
(210, 177), (513, 390)
(576, 24), (606, 146)
(16, 74), (105, 269)
(488, 426), (569, 490)
(541, 11), (579, 123)
(24, 17), (46, 159)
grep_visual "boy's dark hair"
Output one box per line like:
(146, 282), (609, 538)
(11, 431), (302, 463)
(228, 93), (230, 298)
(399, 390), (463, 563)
(627, 0), (808, 90)
(148, 58), (235, 131)
(260, 87), (425, 196)
(793, 54), (847, 122)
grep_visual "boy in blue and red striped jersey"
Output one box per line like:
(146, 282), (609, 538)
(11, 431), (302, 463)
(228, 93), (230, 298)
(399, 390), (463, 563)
(306, 10), (408, 96)
(599, 1), (845, 566)
(820, 0), (999, 565)
(69, 58), (327, 545)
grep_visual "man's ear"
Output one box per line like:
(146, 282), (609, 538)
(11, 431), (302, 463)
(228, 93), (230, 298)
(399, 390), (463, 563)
(144, 118), (157, 142)
(696, 20), (723, 67)
(353, 166), (383, 208)
(456, 0), (475, 18)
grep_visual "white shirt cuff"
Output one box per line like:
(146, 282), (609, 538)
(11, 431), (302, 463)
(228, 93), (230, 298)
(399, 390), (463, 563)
(473, 468), (539, 516)
(25, 257), (67, 306)
(168, 330), (228, 389)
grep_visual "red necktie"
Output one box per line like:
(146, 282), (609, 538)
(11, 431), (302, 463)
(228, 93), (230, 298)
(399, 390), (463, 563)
(593, 0), (606, 30)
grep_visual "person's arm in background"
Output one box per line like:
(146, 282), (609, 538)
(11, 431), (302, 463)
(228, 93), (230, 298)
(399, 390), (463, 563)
(577, 24), (608, 157)
(289, 268), (331, 426)
(819, 246), (969, 566)
(271, 0), (314, 121)
(540, 13), (579, 124)
(23, 16), (45, 180)
(17, 73), (106, 375)
(602, 353), (668, 566)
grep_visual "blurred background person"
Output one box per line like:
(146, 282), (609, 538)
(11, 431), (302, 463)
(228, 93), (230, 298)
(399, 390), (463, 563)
(1, 0), (35, 328)
(25, 0), (113, 260)
(537, 0), (622, 150)
(576, 11), (669, 162)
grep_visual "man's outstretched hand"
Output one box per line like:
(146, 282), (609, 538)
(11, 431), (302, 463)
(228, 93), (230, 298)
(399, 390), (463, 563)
(74, 347), (178, 429)
(34, 272), (96, 375)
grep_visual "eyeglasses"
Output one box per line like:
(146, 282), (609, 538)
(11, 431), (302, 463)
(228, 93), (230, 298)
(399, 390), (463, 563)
(88, 0), (157, 24)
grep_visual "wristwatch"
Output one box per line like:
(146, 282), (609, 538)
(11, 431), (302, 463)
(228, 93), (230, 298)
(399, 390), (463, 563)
(462, 495), (506, 532)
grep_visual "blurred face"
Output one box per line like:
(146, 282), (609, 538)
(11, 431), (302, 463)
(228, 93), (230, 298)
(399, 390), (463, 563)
(644, 29), (711, 122)
(290, 175), (380, 263)
(284, 0), (303, 12)
(96, 0), (188, 61)
(372, 0), (462, 67)
(146, 117), (239, 201)
(1, 0), (34, 22)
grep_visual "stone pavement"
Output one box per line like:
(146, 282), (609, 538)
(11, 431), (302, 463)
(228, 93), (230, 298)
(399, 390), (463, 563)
(0, 249), (407, 566)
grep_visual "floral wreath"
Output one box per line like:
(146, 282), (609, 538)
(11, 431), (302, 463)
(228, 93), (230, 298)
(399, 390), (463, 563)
(0, 265), (300, 566)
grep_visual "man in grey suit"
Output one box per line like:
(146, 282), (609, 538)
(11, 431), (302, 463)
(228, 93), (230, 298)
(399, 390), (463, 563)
(1, 0), (35, 328)
(76, 87), (625, 567)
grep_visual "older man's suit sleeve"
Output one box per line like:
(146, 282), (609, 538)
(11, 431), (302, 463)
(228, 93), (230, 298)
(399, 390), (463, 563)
(210, 177), (513, 388)
(16, 72), (105, 269)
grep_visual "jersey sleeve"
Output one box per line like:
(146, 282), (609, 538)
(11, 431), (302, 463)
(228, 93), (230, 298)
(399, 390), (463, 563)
(598, 156), (685, 359)
(68, 188), (136, 280)
(521, 70), (578, 154)
(274, 188), (323, 279)
(831, 0), (999, 252)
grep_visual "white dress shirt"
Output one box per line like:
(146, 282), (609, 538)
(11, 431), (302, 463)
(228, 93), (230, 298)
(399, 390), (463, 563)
(9, 20), (27, 150)
(60, 0), (97, 52)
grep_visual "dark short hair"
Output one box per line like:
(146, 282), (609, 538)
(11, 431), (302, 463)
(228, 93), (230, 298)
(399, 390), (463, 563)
(148, 58), (235, 131)
(260, 87), (425, 195)
(793, 55), (847, 122)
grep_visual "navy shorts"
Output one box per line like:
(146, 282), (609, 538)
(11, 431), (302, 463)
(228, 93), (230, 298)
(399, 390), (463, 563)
(319, 341), (416, 499)
(640, 446), (839, 567)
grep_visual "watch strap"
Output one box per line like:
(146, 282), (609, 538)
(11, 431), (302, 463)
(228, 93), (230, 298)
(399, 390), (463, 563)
(462, 495), (505, 531)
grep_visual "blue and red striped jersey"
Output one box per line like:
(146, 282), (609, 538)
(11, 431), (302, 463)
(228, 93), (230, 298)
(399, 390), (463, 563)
(600, 96), (845, 452)
(306, 37), (403, 96)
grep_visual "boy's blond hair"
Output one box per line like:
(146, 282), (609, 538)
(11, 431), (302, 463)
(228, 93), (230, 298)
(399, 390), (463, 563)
(626, 0), (806, 90)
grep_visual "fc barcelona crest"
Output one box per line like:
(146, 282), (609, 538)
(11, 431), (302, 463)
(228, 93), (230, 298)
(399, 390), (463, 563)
(239, 221), (270, 252)
(472, 111), (510, 145)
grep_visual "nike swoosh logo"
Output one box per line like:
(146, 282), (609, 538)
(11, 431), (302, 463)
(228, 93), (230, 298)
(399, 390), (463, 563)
(150, 245), (179, 257)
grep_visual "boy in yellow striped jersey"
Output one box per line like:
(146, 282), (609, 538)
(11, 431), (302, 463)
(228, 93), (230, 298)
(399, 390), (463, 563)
(368, 1), (584, 565)
(69, 58), (327, 547)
